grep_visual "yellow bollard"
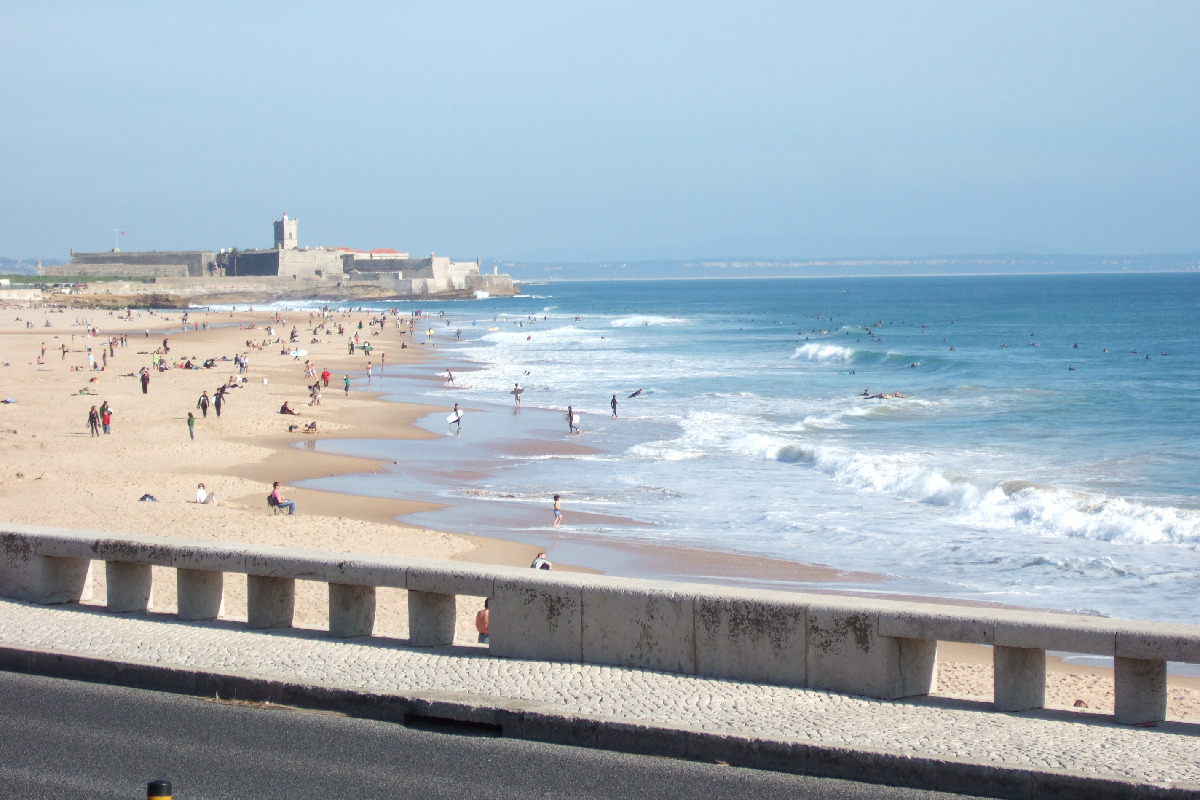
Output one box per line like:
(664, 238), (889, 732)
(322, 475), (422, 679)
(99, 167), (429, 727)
(147, 779), (172, 799)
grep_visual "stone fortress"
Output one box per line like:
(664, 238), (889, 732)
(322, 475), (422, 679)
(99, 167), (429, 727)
(39, 215), (516, 303)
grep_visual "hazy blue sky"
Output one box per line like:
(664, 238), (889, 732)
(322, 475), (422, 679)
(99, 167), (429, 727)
(2, 2), (1197, 261)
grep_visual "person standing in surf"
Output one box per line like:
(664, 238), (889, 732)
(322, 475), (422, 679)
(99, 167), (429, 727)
(551, 496), (562, 528)
(513, 383), (522, 406)
(567, 405), (579, 434)
(610, 395), (618, 418)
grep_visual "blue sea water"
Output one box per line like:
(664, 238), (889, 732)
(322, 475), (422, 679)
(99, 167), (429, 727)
(300, 273), (1200, 623)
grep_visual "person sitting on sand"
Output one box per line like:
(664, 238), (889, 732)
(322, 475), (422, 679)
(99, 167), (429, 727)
(303, 421), (318, 433)
(279, 401), (297, 415)
(271, 481), (296, 515)
(196, 483), (216, 505)
(531, 551), (552, 570)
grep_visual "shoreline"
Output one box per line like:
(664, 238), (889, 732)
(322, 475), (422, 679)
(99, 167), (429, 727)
(3, 301), (1199, 720)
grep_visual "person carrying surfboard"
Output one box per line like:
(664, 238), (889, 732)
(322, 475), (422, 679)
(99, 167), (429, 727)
(450, 402), (462, 432)
(512, 383), (522, 406)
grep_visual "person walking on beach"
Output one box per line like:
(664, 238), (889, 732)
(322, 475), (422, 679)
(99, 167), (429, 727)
(140, 369), (150, 394)
(567, 406), (579, 434)
(213, 391), (223, 418)
(87, 406), (100, 437)
(343, 375), (351, 395)
(610, 395), (618, 418)
(322, 368), (330, 388)
(102, 407), (112, 434)
(197, 390), (210, 418)
(531, 550), (553, 569)
(187, 412), (196, 440)
(552, 495), (562, 528)
(271, 481), (296, 515)
(366, 361), (372, 383)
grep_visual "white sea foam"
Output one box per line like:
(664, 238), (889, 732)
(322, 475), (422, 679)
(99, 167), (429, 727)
(790, 343), (855, 361)
(610, 315), (690, 327)
(636, 408), (1200, 548)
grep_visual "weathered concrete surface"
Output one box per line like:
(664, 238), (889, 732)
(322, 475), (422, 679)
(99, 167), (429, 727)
(406, 562), (499, 598)
(1115, 657), (1168, 725)
(328, 583), (375, 638)
(694, 590), (806, 686)
(878, 605), (995, 645)
(491, 576), (582, 663)
(407, 590), (455, 646)
(176, 569), (223, 621)
(582, 581), (696, 674)
(992, 646), (1045, 712)
(806, 603), (937, 700)
(246, 576), (295, 629)
(104, 562), (152, 614)
(0, 535), (92, 604)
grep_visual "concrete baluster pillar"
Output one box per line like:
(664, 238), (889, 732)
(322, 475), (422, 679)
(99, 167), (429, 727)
(177, 569), (224, 621)
(0, 552), (92, 604)
(247, 575), (295, 629)
(1114, 657), (1167, 724)
(993, 646), (1046, 711)
(408, 590), (455, 646)
(105, 561), (153, 613)
(329, 583), (375, 638)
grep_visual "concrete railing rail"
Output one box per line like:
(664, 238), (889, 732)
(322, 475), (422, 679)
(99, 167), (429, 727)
(2, 523), (1197, 726)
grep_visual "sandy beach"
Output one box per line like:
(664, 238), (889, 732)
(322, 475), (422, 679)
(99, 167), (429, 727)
(1, 301), (1198, 721)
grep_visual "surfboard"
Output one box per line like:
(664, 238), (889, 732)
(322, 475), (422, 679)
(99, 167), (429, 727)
(447, 411), (463, 423)
(488, 327), (499, 331)
(511, 387), (523, 395)
(291, 349), (308, 357)
(571, 414), (580, 424)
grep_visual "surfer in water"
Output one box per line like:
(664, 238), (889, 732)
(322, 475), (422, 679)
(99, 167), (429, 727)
(628, 389), (643, 399)
(446, 370), (455, 386)
(567, 406), (579, 434)
(611, 395), (618, 418)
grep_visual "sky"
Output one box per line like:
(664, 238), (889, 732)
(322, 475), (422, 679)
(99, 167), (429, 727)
(2, 2), (1198, 262)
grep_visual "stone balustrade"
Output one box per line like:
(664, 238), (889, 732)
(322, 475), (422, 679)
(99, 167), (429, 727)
(3, 523), (1198, 725)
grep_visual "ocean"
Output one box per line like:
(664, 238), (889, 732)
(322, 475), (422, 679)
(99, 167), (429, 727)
(298, 273), (1200, 624)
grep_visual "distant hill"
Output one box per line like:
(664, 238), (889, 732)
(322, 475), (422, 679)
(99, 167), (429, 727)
(0, 258), (66, 276)
(495, 253), (1200, 282)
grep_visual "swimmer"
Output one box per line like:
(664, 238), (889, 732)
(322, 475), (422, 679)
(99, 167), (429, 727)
(1069, 365), (1076, 371)
(628, 389), (643, 399)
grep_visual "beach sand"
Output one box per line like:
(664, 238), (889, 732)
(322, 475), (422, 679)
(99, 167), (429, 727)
(1, 303), (1197, 720)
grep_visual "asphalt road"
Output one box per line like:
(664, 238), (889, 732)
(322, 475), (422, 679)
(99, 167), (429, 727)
(0, 671), (970, 799)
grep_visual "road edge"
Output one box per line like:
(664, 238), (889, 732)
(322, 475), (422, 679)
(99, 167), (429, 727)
(0, 643), (1194, 800)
